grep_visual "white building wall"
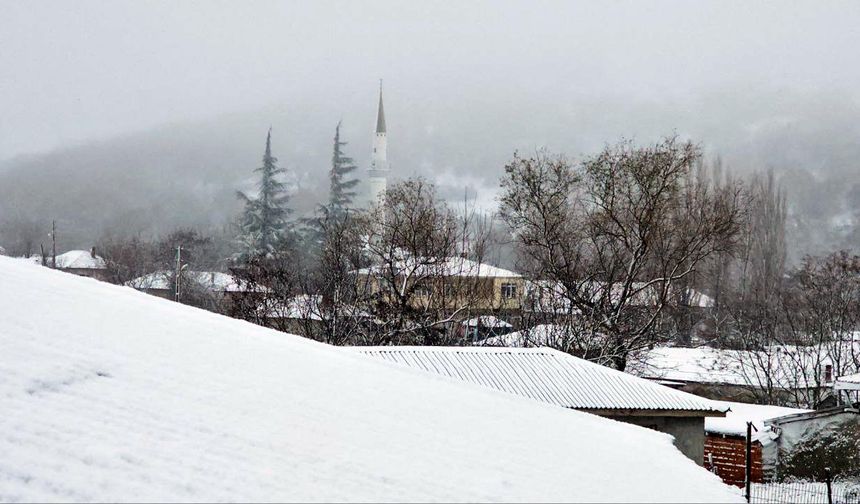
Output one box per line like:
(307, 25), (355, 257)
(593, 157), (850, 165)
(367, 131), (389, 206)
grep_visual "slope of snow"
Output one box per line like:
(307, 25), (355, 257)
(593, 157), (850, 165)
(0, 257), (740, 503)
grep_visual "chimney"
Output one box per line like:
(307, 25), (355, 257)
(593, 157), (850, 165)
(90, 246), (97, 259)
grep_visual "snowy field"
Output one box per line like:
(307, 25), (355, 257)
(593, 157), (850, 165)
(0, 257), (741, 502)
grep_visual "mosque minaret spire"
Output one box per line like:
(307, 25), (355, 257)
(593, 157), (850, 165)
(367, 80), (389, 206)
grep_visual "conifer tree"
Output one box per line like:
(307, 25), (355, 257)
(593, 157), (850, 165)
(328, 121), (360, 216)
(298, 121), (360, 253)
(235, 129), (291, 260)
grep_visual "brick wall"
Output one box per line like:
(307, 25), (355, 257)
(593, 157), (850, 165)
(704, 434), (762, 487)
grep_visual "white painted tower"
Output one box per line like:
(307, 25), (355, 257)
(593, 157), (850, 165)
(367, 83), (389, 206)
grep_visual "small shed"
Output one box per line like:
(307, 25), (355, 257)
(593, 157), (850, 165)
(460, 315), (513, 342)
(835, 372), (860, 404)
(704, 401), (808, 487)
(765, 406), (860, 481)
(351, 346), (727, 465)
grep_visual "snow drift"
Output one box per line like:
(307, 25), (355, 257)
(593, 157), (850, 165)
(0, 257), (740, 502)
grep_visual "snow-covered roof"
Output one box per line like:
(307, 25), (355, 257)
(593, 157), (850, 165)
(837, 372), (860, 384)
(259, 294), (324, 320)
(0, 256), (740, 502)
(835, 372), (860, 390)
(685, 289), (715, 308)
(13, 251), (106, 269)
(461, 315), (512, 328)
(636, 346), (841, 389)
(353, 346), (727, 415)
(54, 249), (106, 269)
(126, 270), (268, 293)
(706, 401), (809, 439)
(258, 294), (372, 321)
(637, 347), (751, 386)
(357, 256), (521, 278)
(478, 323), (593, 347)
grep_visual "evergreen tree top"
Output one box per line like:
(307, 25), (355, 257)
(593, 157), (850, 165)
(234, 128), (293, 262)
(329, 121), (360, 214)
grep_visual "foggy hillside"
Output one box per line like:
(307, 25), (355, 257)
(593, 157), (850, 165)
(2, 88), (860, 260)
(4, 1), (860, 260)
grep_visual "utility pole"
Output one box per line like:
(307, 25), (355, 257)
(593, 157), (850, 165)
(745, 421), (753, 503)
(174, 245), (182, 302)
(51, 220), (57, 269)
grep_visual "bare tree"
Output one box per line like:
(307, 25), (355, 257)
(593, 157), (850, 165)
(781, 251), (860, 406)
(97, 234), (157, 285)
(300, 208), (371, 345)
(350, 178), (496, 345)
(499, 138), (743, 370)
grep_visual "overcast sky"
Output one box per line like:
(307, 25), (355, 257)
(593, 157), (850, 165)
(2, 0), (860, 161)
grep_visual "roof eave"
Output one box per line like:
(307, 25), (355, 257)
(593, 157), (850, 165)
(579, 407), (726, 418)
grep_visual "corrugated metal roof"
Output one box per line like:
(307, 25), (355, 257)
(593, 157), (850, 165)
(352, 346), (726, 414)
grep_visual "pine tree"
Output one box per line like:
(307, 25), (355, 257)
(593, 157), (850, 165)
(297, 121), (360, 253)
(328, 121), (360, 216)
(235, 129), (291, 261)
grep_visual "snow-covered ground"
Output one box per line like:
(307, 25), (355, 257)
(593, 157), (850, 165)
(0, 257), (741, 502)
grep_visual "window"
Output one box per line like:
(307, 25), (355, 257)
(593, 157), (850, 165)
(501, 283), (517, 299)
(825, 364), (833, 383)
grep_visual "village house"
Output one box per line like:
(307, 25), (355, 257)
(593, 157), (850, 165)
(16, 248), (110, 281)
(355, 256), (524, 322)
(351, 345), (728, 465)
(126, 270), (268, 311)
(257, 294), (375, 337)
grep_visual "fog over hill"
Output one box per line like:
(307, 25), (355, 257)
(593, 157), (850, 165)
(2, 1), (860, 260)
(2, 88), (860, 260)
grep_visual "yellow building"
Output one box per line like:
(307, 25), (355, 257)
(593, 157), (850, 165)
(355, 257), (523, 313)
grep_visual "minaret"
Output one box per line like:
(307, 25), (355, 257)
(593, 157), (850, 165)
(367, 82), (389, 206)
